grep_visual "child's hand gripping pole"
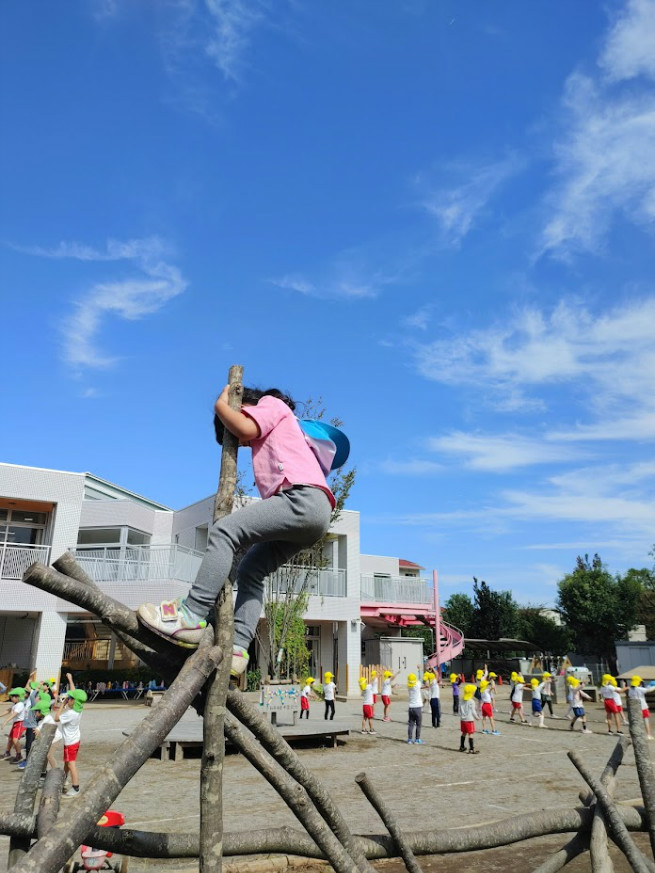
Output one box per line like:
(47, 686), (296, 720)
(213, 365), (244, 524)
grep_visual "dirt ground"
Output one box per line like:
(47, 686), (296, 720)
(0, 695), (653, 872)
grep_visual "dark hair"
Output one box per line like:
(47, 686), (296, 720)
(213, 386), (296, 445)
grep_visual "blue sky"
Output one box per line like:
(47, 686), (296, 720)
(2, 1), (655, 607)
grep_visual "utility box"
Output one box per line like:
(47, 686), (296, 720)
(364, 637), (424, 688)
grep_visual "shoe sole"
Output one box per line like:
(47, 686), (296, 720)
(136, 613), (200, 649)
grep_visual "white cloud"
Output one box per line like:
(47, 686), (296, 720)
(417, 154), (524, 246)
(540, 1), (655, 258)
(18, 237), (187, 370)
(402, 306), (432, 331)
(204, 0), (266, 83)
(429, 432), (583, 473)
(413, 297), (655, 426)
(599, 0), (655, 83)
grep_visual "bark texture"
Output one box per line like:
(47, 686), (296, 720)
(8, 722), (56, 868)
(589, 736), (629, 873)
(627, 696), (655, 859)
(355, 772), (423, 873)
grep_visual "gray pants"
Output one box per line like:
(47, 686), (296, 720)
(185, 486), (331, 649)
(408, 706), (422, 741)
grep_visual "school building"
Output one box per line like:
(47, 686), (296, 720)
(0, 462), (460, 696)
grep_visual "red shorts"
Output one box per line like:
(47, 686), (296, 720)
(511, 701), (522, 710)
(300, 697), (309, 711)
(481, 702), (493, 717)
(63, 742), (80, 763)
(604, 700), (619, 714)
(362, 705), (373, 719)
(643, 709), (650, 719)
(9, 722), (25, 741)
(381, 695), (391, 706)
(460, 721), (475, 735)
(616, 705), (623, 713)
(373, 695), (377, 704)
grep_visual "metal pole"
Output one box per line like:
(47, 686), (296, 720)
(433, 570), (440, 670)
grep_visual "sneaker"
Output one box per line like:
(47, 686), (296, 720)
(468, 749), (480, 755)
(414, 739), (425, 744)
(459, 746), (466, 752)
(10, 756), (23, 764)
(407, 739), (414, 744)
(137, 599), (206, 648)
(17, 761), (27, 770)
(368, 730), (377, 735)
(608, 730), (614, 735)
(583, 728), (593, 734)
(482, 729), (490, 734)
(63, 787), (80, 798)
(1, 751), (11, 760)
(616, 730), (624, 735)
(231, 645), (250, 677)
(491, 730), (501, 736)
(647, 736), (654, 741)
(383, 717), (391, 722)
(361, 730), (367, 735)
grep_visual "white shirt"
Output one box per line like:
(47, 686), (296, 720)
(611, 688), (623, 706)
(429, 679), (440, 700)
(323, 682), (336, 702)
(408, 685), (422, 707)
(10, 702), (25, 724)
(628, 686), (647, 706)
(371, 678), (378, 695)
(511, 684), (524, 703)
(40, 713), (62, 742)
(361, 685), (373, 706)
(532, 683), (544, 700)
(301, 685), (311, 700)
(58, 709), (82, 746)
(481, 689), (492, 704)
(600, 684), (615, 700)
(459, 699), (476, 722)
(381, 678), (392, 696)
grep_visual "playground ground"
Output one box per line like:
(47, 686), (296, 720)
(0, 694), (653, 872)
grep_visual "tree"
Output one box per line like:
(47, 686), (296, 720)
(470, 578), (519, 640)
(623, 567), (655, 640)
(556, 554), (641, 672)
(517, 607), (572, 654)
(442, 593), (474, 636)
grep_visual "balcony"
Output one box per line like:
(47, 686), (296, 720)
(360, 574), (432, 605)
(71, 546), (347, 597)
(71, 544), (204, 585)
(268, 565), (346, 598)
(1, 543), (51, 580)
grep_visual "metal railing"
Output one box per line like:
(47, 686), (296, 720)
(0, 543), (51, 579)
(71, 544), (204, 584)
(360, 574), (432, 605)
(62, 639), (135, 663)
(268, 565), (347, 598)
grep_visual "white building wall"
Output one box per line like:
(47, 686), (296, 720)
(360, 554), (399, 576)
(32, 612), (68, 681)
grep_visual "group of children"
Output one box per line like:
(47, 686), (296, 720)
(1, 672), (86, 796)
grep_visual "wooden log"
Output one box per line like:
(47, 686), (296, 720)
(531, 832), (589, 873)
(568, 750), (655, 873)
(224, 714), (359, 873)
(355, 772), (423, 873)
(7, 722), (57, 867)
(17, 643), (222, 873)
(590, 736), (629, 873)
(10, 805), (646, 862)
(226, 688), (374, 872)
(36, 769), (66, 839)
(200, 364), (242, 873)
(627, 696), (655, 858)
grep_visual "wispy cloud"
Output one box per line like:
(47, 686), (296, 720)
(428, 432), (584, 473)
(540, 0), (655, 258)
(402, 305), (433, 331)
(412, 297), (655, 426)
(17, 237), (187, 370)
(204, 0), (267, 83)
(416, 153), (524, 247)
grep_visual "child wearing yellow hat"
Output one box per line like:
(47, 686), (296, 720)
(459, 684), (480, 753)
(299, 677), (316, 720)
(568, 677), (592, 733)
(359, 677), (376, 735)
(480, 680), (500, 735)
(529, 678), (546, 728)
(380, 670), (400, 722)
(509, 673), (528, 725)
(322, 672), (336, 721)
(450, 673), (461, 715)
(407, 674), (424, 744)
(370, 671), (379, 719)
(600, 674), (623, 735)
(425, 670), (441, 728)
(628, 676), (653, 740)
(540, 672), (553, 718)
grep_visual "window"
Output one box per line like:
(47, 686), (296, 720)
(127, 529), (150, 546)
(77, 528), (122, 546)
(11, 510), (47, 525)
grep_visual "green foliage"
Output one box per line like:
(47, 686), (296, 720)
(517, 607), (572, 654)
(557, 554), (641, 667)
(401, 626), (432, 653)
(470, 577), (519, 640)
(623, 567), (655, 639)
(245, 668), (261, 692)
(267, 590), (311, 680)
(443, 593), (474, 636)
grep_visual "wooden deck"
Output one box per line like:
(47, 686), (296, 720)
(137, 712), (351, 762)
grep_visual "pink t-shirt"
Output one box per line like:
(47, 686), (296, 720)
(242, 396), (335, 508)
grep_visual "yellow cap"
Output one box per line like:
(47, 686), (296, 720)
(359, 677), (367, 689)
(479, 680), (489, 692)
(462, 683), (476, 701)
(324, 672), (333, 681)
(423, 671), (433, 682)
(542, 672), (551, 679)
(569, 677), (580, 688)
(609, 676), (617, 687)
(407, 673), (417, 687)
(450, 673), (457, 683)
(510, 671), (518, 681)
(631, 675), (642, 687)
(371, 670), (377, 678)
(383, 670), (393, 678)
(488, 672), (497, 678)
(476, 669), (484, 679)
(531, 678), (539, 687)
